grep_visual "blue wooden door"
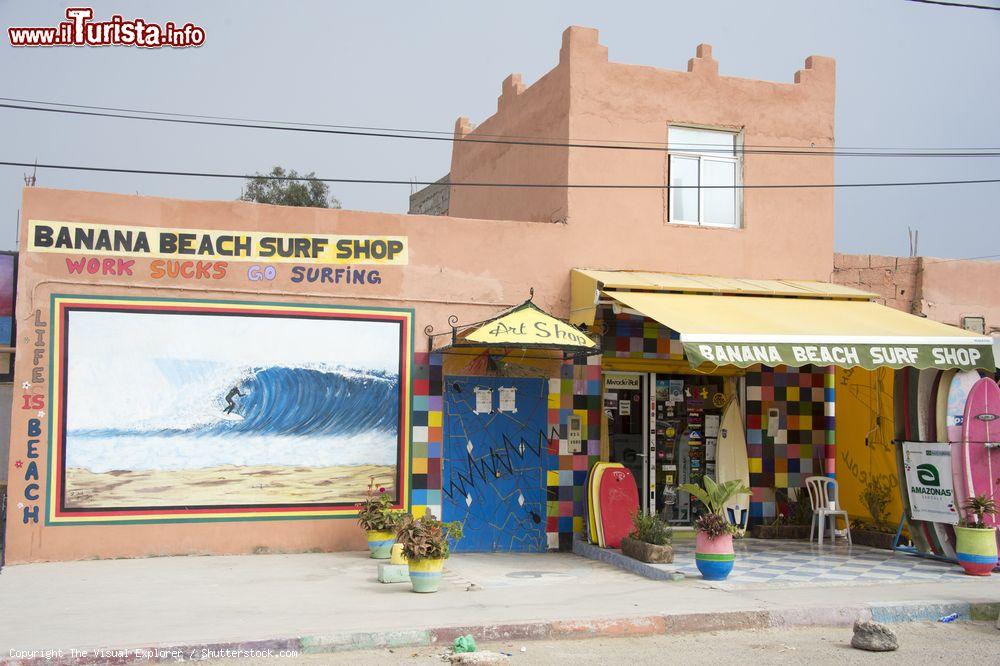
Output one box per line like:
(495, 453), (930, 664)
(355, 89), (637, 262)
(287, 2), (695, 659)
(442, 377), (549, 552)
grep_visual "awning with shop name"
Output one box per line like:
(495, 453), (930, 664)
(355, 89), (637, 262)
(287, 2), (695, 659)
(456, 300), (597, 352)
(602, 290), (994, 371)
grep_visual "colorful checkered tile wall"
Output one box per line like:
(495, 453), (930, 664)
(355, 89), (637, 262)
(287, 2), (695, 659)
(411, 351), (603, 551)
(600, 312), (684, 360)
(745, 364), (836, 522)
(545, 353), (603, 551)
(410, 351), (444, 519)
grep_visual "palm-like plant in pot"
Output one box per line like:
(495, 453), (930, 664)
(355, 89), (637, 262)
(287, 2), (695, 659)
(395, 513), (464, 593)
(955, 495), (998, 576)
(356, 478), (404, 559)
(679, 476), (751, 580)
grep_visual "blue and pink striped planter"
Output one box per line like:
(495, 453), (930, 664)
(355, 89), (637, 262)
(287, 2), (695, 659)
(695, 531), (735, 581)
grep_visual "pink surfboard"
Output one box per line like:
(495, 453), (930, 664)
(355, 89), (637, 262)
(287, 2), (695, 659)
(598, 467), (639, 549)
(947, 370), (981, 508)
(962, 378), (1000, 531)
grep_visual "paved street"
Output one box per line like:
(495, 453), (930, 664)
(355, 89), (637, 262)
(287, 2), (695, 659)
(212, 621), (1000, 665)
(1, 550), (998, 657)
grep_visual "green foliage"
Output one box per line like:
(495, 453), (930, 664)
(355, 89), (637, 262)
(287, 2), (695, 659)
(395, 512), (464, 561)
(629, 511), (673, 546)
(695, 512), (733, 538)
(679, 476), (751, 517)
(788, 492), (814, 526)
(861, 477), (892, 532)
(961, 494), (998, 529)
(355, 477), (403, 532)
(240, 166), (341, 208)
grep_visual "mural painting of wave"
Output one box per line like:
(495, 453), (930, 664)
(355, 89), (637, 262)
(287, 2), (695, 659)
(61, 307), (404, 510)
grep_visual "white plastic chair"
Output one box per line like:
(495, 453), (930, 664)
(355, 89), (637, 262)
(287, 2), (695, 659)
(804, 476), (852, 546)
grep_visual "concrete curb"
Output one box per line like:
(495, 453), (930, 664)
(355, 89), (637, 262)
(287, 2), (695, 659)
(4, 600), (998, 665)
(572, 537), (682, 581)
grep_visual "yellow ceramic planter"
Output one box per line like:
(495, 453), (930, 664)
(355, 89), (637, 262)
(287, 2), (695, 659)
(408, 558), (445, 593)
(955, 526), (998, 576)
(366, 530), (395, 559)
(390, 543), (408, 565)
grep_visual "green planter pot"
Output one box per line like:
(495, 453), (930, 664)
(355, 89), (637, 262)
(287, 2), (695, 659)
(955, 525), (998, 576)
(408, 557), (445, 593)
(366, 530), (395, 559)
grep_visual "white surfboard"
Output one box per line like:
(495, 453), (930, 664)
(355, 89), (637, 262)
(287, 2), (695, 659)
(715, 399), (750, 533)
(935, 369), (958, 442)
(916, 369), (940, 442)
(219, 412), (244, 422)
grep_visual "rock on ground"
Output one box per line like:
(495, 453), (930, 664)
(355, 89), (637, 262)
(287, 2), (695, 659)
(851, 619), (899, 652)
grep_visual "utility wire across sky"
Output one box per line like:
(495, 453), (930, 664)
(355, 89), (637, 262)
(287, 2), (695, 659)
(2, 160), (999, 190)
(3, 101), (1000, 158)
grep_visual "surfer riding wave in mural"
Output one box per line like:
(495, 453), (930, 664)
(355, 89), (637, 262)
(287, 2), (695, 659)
(222, 385), (245, 418)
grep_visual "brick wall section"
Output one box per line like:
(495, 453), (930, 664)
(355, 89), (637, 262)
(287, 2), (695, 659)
(408, 175), (450, 216)
(831, 254), (921, 314)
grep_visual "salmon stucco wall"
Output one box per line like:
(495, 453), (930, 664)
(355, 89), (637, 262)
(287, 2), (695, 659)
(450, 26), (836, 281)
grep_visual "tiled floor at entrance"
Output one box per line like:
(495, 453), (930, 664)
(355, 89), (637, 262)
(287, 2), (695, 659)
(670, 538), (971, 587)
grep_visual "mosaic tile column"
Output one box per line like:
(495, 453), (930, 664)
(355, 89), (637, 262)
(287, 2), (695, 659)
(745, 364), (836, 523)
(410, 351), (443, 518)
(545, 353), (603, 551)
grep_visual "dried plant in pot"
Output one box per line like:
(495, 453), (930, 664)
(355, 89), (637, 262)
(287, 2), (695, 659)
(621, 511), (674, 564)
(848, 477), (896, 550)
(395, 513), (464, 593)
(356, 477), (404, 559)
(955, 495), (998, 576)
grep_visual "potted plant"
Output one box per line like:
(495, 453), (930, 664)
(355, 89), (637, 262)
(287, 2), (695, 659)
(395, 512), (464, 593)
(621, 511), (674, 563)
(849, 477), (896, 550)
(680, 477), (751, 581)
(750, 488), (812, 539)
(955, 495), (998, 576)
(356, 478), (404, 559)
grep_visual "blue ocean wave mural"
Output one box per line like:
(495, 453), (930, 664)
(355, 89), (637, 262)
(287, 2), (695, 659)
(66, 363), (400, 473)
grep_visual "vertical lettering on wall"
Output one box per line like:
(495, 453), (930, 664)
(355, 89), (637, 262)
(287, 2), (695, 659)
(20, 309), (47, 523)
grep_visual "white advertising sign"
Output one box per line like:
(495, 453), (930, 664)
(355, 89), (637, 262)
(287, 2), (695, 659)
(902, 441), (959, 524)
(474, 388), (492, 415)
(605, 375), (641, 390)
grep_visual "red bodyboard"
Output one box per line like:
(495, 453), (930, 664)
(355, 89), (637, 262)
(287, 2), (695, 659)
(598, 467), (639, 549)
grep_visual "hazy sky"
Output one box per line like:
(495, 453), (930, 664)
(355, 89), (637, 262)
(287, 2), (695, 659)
(1, 1), (998, 258)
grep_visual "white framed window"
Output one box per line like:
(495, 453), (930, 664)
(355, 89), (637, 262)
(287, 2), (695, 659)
(668, 126), (742, 228)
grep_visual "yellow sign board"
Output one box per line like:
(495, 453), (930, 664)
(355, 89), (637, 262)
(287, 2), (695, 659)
(27, 220), (408, 265)
(465, 302), (596, 349)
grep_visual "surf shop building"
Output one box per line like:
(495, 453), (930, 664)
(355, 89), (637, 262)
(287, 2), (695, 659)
(3, 27), (995, 563)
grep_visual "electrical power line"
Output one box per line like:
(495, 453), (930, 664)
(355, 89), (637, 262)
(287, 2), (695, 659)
(3, 102), (1000, 158)
(2, 160), (999, 189)
(905, 0), (1000, 10)
(3, 96), (999, 154)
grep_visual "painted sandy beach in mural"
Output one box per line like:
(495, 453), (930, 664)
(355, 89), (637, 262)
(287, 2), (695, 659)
(65, 464), (395, 508)
(62, 309), (403, 509)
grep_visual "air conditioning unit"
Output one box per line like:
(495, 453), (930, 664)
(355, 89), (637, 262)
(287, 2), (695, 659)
(961, 316), (986, 335)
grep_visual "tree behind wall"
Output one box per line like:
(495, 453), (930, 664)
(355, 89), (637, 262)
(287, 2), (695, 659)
(240, 166), (341, 209)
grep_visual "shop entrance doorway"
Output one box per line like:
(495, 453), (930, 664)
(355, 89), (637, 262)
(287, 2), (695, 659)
(604, 371), (730, 525)
(651, 374), (727, 526)
(604, 372), (650, 512)
(441, 376), (548, 552)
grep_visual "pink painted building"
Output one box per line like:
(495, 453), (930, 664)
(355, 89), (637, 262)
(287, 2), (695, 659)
(4, 27), (991, 563)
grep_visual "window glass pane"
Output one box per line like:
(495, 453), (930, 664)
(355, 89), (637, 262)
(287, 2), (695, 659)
(669, 127), (735, 156)
(702, 159), (736, 226)
(670, 156), (699, 222)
